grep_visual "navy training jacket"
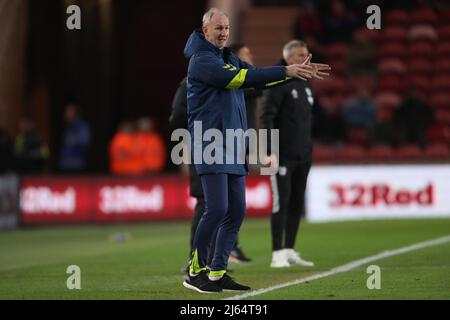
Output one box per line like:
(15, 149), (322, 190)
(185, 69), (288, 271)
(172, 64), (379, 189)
(184, 30), (288, 175)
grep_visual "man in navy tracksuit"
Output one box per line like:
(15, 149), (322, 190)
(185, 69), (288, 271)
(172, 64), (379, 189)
(182, 8), (321, 293)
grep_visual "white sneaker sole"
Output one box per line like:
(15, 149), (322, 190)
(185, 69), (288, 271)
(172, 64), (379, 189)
(270, 263), (290, 268)
(288, 261), (315, 267)
(182, 281), (221, 294)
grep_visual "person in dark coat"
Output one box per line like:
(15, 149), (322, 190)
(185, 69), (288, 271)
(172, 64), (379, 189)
(261, 40), (330, 268)
(181, 8), (323, 293)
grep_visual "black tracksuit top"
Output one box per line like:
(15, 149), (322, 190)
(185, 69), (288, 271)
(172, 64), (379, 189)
(260, 75), (314, 164)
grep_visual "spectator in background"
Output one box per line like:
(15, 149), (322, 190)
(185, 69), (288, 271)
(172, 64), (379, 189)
(135, 117), (166, 174)
(109, 121), (141, 175)
(312, 98), (345, 145)
(346, 29), (377, 77)
(58, 104), (91, 173)
(14, 117), (49, 174)
(395, 85), (434, 148)
(321, 0), (357, 44)
(260, 40), (330, 268)
(372, 108), (396, 146)
(293, 1), (322, 41)
(0, 127), (13, 173)
(341, 85), (376, 130)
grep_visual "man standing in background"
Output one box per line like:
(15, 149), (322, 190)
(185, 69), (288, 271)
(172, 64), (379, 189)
(261, 40), (330, 268)
(58, 104), (91, 173)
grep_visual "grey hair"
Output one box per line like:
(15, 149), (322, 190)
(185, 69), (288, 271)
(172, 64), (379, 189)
(282, 40), (308, 61)
(202, 8), (228, 27)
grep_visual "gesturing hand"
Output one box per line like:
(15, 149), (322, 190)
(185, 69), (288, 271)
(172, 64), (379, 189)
(285, 63), (314, 80)
(303, 53), (331, 80)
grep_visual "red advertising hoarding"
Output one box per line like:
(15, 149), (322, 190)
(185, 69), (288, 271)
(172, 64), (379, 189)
(20, 175), (273, 224)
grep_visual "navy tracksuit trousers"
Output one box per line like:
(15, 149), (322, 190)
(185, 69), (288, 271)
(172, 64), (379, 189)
(191, 173), (246, 272)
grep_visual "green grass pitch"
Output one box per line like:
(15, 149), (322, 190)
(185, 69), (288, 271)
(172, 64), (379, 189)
(0, 218), (449, 300)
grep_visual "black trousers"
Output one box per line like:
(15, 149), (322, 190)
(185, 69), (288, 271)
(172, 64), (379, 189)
(270, 160), (311, 251)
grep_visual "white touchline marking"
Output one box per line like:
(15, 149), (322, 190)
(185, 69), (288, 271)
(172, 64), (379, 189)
(223, 235), (450, 300)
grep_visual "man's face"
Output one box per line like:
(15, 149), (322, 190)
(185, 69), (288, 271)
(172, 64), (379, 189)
(238, 46), (254, 65)
(286, 47), (309, 65)
(203, 13), (229, 49)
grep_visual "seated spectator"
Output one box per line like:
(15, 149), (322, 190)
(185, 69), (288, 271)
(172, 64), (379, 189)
(135, 117), (166, 174)
(0, 127), (13, 173)
(58, 104), (91, 173)
(347, 29), (377, 77)
(109, 121), (141, 175)
(293, 2), (322, 40)
(321, 0), (357, 44)
(14, 117), (49, 174)
(341, 86), (376, 130)
(371, 108), (396, 146)
(312, 99), (345, 144)
(395, 85), (434, 148)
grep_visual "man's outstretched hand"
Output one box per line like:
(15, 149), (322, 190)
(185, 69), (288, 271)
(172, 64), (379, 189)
(304, 53), (332, 80)
(285, 54), (331, 81)
(285, 61), (314, 80)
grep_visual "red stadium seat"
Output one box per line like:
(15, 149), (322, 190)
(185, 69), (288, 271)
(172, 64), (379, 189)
(346, 128), (370, 146)
(368, 145), (395, 163)
(427, 126), (450, 144)
(312, 145), (336, 164)
(407, 58), (433, 75)
(313, 77), (348, 95)
(374, 92), (402, 110)
(436, 42), (450, 57)
(353, 27), (382, 44)
(431, 75), (450, 91)
(395, 144), (424, 162)
(434, 59), (450, 75)
(409, 75), (431, 92)
(437, 26), (450, 40)
(438, 10), (450, 26)
(409, 42), (435, 58)
(378, 43), (407, 59)
(328, 59), (347, 77)
(378, 58), (406, 75)
(317, 95), (340, 109)
(409, 24), (438, 41)
(429, 93), (450, 109)
(410, 9), (438, 25)
(383, 26), (408, 42)
(324, 43), (348, 61)
(434, 108), (450, 126)
(336, 145), (367, 163)
(425, 143), (450, 161)
(385, 10), (409, 26)
(377, 75), (407, 93)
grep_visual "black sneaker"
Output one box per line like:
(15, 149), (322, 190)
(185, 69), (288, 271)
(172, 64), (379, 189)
(212, 273), (251, 291)
(229, 246), (252, 263)
(183, 270), (223, 293)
